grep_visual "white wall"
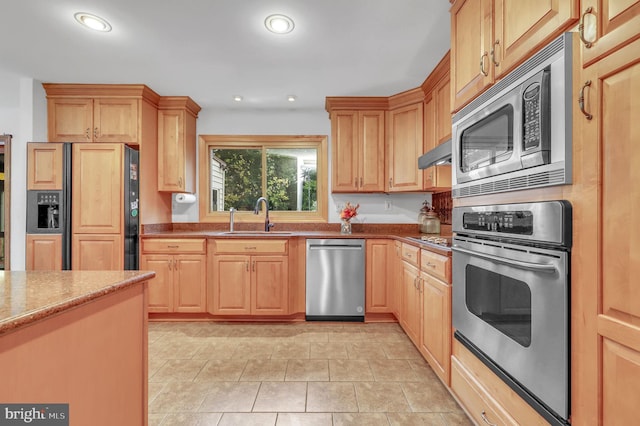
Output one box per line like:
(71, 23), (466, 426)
(173, 107), (430, 224)
(0, 74), (47, 270)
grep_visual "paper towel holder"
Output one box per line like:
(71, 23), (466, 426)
(175, 193), (197, 204)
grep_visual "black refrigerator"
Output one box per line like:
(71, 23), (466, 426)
(26, 142), (140, 270)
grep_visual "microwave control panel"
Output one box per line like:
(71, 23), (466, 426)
(462, 210), (533, 235)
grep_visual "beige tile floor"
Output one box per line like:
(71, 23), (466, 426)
(148, 321), (472, 426)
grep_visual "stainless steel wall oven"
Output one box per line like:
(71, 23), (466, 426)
(452, 201), (571, 425)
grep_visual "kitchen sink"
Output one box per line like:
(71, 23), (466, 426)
(219, 231), (292, 236)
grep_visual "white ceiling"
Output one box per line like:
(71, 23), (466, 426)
(0, 1), (451, 111)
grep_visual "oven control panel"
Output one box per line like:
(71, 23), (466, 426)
(462, 210), (533, 235)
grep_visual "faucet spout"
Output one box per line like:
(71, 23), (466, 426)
(229, 207), (236, 232)
(254, 197), (273, 232)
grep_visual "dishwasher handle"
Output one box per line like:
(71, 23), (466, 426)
(308, 244), (363, 250)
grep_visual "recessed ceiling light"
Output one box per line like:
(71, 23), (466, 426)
(233, 95), (243, 102)
(287, 95), (297, 102)
(74, 12), (112, 32)
(264, 14), (295, 34)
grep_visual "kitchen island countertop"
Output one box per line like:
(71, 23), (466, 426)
(0, 270), (155, 336)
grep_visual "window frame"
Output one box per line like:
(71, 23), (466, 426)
(198, 134), (328, 223)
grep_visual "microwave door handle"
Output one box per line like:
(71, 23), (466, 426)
(452, 246), (557, 273)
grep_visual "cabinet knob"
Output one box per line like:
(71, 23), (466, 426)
(359, 177), (363, 188)
(167, 259), (172, 270)
(85, 128), (90, 140)
(94, 127), (99, 139)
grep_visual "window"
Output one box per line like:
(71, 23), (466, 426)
(199, 135), (328, 223)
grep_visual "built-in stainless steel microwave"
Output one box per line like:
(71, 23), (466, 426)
(452, 33), (575, 198)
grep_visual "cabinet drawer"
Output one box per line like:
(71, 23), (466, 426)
(213, 239), (288, 254)
(401, 243), (420, 267)
(451, 357), (514, 426)
(420, 249), (451, 282)
(141, 238), (206, 254)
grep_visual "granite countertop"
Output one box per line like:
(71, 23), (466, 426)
(0, 270), (155, 336)
(141, 229), (452, 255)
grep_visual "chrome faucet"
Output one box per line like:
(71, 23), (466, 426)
(254, 197), (274, 232)
(229, 207), (236, 232)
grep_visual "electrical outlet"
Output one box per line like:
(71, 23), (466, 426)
(384, 201), (392, 211)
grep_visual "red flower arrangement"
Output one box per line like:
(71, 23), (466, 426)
(340, 202), (360, 221)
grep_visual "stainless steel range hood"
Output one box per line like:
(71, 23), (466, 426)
(418, 139), (451, 169)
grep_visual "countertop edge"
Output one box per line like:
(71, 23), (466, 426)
(141, 231), (452, 256)
(0, 271), (156, 337)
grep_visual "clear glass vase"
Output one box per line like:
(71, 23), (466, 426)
(340, 219), (352, 235)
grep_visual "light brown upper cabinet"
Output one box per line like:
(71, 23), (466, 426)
(387, 88), (424, 192)
(421, 52), (452, 192)
(580, 0), (640, 66)
(43, 84), (161, 144)
(27, 143), (63, 190)
(72, 143), (123, 235)
(157, 97), (201, 193)
(451, 0), (579, 112)
(325, 98), (387, 193)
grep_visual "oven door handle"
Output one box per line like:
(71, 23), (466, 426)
(452, 246), (557, 273)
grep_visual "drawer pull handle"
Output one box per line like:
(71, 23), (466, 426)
(85, 128), (90, 140)
(167, 245), (179, 248)
(480, 52), (489, 77)
(426, 262), (436, 268)
(490, 39), (500, 67)
(579, 80), (593, 120)
(481, 411), (497, 426)
(245, 246), (257, 250)
(579, 7), (594, 48)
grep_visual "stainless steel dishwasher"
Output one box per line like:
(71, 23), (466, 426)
(306, 238), (365, 321)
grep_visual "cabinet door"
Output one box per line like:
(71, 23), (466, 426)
(93, 98), (139, 143)
(581, 0), (640, 66)
(72, 143), (123, 234)
(451, 0), (494, 112)
(581, 38), (640, 425)
(365, 239), (392, 313)
(359, 111), (385, 192)
(47, 98), (93, 142)
(27, 143), (64, 190)
(401, 261), (421, 345)
(25, 234), (62, 270)
(392, 241), (403, 318)
(387, 103), (424, 192)
(493, 0), (579, 76)
(173, 254), (207, 313)
(141, 254), (174, 312)
(72, 234), (123, 270)
(212, 255), (251, 315)
(420, 272), (452, 386)
(251, 255), (288, 315)
(158, 109), (188, 192)
(331, 111), (359, 192)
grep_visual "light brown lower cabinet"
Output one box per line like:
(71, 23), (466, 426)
(451, 339), (549, 425)
(140, 238), (207, 313)
(365, 239), (393, 313)
(26, 234), (62, 270)
(208, 239), (289, 316)
(419, 271), (451, 386)
(401, 258), (421, 345)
